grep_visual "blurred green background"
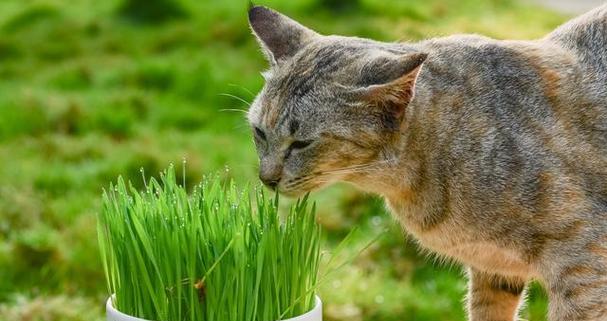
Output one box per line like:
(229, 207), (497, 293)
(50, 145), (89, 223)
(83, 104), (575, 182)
(0, 0), (569, 320)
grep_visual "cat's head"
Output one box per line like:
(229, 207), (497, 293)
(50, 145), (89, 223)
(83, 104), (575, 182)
(247, 6), (427, 196)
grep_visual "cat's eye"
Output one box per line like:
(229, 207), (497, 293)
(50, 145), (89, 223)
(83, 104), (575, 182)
(289, 140), (314, 150)
(285, 140), (314, 160)
(254, 127), (266, 141)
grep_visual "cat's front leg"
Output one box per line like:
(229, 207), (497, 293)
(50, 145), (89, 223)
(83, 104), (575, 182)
(467, 268), (527, 321)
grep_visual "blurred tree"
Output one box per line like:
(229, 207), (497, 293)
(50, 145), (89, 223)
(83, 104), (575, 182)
(117, 0), (187, 24)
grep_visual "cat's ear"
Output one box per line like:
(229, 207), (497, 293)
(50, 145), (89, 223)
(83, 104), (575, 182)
(356, 52), (427, 122)
(248, 6), (318, 65)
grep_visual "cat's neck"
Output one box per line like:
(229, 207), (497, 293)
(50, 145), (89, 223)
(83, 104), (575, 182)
(345, 148), (419, 202)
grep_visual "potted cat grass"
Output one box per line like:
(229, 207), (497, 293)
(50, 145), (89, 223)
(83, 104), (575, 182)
(98, 166), (322, 321)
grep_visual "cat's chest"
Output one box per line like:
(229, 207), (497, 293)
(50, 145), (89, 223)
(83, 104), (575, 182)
(386, 197), (468, 247)
(386, 198), (533, 278)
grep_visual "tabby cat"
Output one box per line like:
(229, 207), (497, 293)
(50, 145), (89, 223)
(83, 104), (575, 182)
(247, 4), (607, 321)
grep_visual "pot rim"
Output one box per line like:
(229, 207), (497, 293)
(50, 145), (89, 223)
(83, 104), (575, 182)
(106, 295), (322, 321)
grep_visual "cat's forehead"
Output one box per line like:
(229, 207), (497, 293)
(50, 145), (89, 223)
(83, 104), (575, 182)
(248, 36), (407, 130)
(248, 84), (321, 133)
(247, 53), (333, 129)
(269, 37), (417, 91)
(279, 37), (383, 79)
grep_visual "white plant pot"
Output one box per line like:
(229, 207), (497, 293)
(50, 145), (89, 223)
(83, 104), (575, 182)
(106, 295), (322, 321)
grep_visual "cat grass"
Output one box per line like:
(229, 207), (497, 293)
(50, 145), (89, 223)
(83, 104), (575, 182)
(97, 166), (321, 321)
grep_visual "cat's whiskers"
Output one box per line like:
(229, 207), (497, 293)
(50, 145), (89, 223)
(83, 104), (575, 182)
(284, 158), (399, 190)
(284, 175), (316, 188)
(219, 108), (248, 114)
(283, 164), (385, 192)
(280, 153), (405, 195)
(315, 158), (399, 176)
(218, 93), (252, 106)
(227, 84), (256, 98)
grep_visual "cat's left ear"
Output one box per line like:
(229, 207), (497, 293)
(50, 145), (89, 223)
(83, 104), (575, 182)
(248, 6), (319, 66)
(356, 52), (427, 122)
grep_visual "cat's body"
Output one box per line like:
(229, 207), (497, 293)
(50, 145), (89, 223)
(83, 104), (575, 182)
(247, 5), (607, 320)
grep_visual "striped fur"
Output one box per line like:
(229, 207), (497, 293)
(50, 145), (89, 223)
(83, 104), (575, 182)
(248, 5), (607, 321)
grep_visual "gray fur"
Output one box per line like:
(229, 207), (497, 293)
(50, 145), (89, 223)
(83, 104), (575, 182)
(248, 5), (607, 320)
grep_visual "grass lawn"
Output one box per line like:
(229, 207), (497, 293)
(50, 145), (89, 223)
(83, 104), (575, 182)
(0, 0), (568, 320)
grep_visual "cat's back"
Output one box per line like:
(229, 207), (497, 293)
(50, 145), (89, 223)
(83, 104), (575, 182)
(416, 29), (607, 155)
(547, 4), (607, 76)
(409, 28), (607, 218)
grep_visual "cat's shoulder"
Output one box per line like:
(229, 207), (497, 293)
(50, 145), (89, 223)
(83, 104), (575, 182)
(418, 34), (524, 66)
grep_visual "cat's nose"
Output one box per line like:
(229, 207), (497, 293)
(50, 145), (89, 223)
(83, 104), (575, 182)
(259, 163), (282, 190)
(260, 176), (280, 190)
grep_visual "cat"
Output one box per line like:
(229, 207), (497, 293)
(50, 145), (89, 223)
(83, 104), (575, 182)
(247, 4), (607, 321)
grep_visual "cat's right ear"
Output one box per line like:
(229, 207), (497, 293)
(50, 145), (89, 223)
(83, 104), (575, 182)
(354, 52), (427, 124)
(248, 6), (318, 66)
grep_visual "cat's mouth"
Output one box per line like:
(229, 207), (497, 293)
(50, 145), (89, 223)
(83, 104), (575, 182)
(278, 188), (312, 198)
(277, 175), (327, 197)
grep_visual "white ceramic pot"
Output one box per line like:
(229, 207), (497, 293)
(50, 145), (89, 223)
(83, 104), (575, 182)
(106, 296), (322, 321)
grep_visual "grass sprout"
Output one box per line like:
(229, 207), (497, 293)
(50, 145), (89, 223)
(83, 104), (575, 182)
(97, 165), (321, 321)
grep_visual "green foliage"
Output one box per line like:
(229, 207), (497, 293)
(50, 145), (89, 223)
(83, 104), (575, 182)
(98, 166), (320, 320)
(0, 295), (104, 321)
(2, 4), (61, 33)
(311, 0), (361, 13)
(117, 0), (188, 24)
